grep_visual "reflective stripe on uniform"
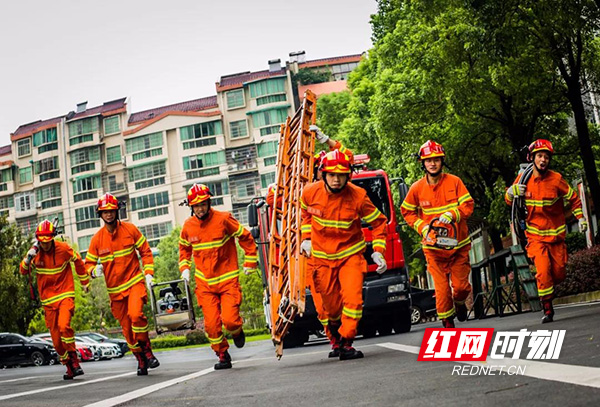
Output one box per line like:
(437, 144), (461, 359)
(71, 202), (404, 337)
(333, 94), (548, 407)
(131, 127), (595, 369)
(401, 200), (417, 211)
(458, 193), (473, 205)
(438, 307), (456, 319)
(61, 336), (75, 344)
(372, 239), (386, 251)
(312, 240), (366, 260)
(301, 224), (312, 233)
(525, 197), (560, 207)
(206, 333), (224, 345)
(423, 236), (471, 251)
(36, 262), (69, 275)
(422, 202), (459, 216)
(179, 237), (191, 247)
(342, 306), (363, 319)
(195, 269), (239, 285)
(362, 208), (383, 224)
(135, 235), (147, 249)
(41, 291), (75, 306)
(192, 235), (232, 251)
(106, 273), (144, 294)
(132, 323), (149, 333)
(538, 286), (554, 297)
(526, 224), (566, 237)
(179, 259), (192, 269)
(313, 216), (355, 229)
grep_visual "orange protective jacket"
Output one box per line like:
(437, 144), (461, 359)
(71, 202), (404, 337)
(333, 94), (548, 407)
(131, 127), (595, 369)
(400, 173), (474, 251)
(300, 180), (387, 263)
(179, 209), (258, 286)
(266, 140), (354, 208)
(84, 221), (154, 301)
(505, 170), (583, 243)
(20, 241), (88, 307)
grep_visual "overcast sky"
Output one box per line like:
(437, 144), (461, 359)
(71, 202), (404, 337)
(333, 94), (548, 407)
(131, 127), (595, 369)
(0, 1), (377, 147)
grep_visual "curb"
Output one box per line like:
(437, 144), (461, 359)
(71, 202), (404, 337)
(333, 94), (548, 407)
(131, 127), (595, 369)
(555, 290), (600, 306)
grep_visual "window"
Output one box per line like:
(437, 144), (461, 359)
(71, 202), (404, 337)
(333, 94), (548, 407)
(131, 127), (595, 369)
(256, 94), (286, 106)
(104, 116), (120, 135)
(183, 151), (226, 171)
(33, 128), (58, 152)
(35, 156), (59, 175)
(180, 121), (222, 150)
(229, 120), (248, 139)
(226, 89), (245, 109)
(185, 167), (220, 179)
(108, 175), (125, 192)
(73, 175), (101, 202)
(264, 156), (277, 166)
(38, 212), (64, 226)
(68, 117), (98, 146)
(257, 141), (278, 157)
(17, 138), (31, 157)
(249, 78), (286, 98)
(139, 222), (172, 247)
(234, 182), (259, 199)
(0, 196), (14, 211)
(15, 192), (34, 212)
(125, 132), (163, 160)
(251, 107), (288, 129)
(205, 180), (229, 196)
(106, 146), (121, 165)
(78, 235), (93, 254)
(75, 205), (100, 231)
(1, 168), (12, 183)
(130, 191), (169, 211)
(19, 167), (32, 184)
(332, 62), (359, 80)
(232, 207), (249, 225)
(260, 125), (281, 137)
(36, 184), (62, 209)
(128, 161), (166, 190)
(261, 172), (276, 188)
(138, 206), (169, 220)
(70, 145), (100, 172)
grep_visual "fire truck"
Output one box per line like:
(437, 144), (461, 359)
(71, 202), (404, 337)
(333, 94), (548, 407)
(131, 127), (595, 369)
(247, 153), (413, 348)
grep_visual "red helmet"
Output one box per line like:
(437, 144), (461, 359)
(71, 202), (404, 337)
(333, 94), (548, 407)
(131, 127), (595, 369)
(528, 139), (554, 161)
(35, 220), (56, 242)
(314, 150), (327, 168)
(187, 183), (211, 206)
(320, 150), (351, 174)
(97, 193), (119, 212)
(418, 140), (445, 160)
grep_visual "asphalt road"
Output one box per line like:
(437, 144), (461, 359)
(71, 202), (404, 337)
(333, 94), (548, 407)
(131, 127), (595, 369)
(2, 302), (600, 407)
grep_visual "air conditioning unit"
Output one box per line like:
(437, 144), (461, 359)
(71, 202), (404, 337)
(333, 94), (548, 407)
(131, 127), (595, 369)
(35, 202), (42, 209)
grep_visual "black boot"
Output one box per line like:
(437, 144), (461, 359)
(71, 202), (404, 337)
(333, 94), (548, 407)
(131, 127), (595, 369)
(63, 361), (75, 380)
(455, 302), (468, 322)
(542, 300), (554, 324)
(134, 352), (148, 376)
(233, 329), (246, 349)
(214, 350), (232, 370)
(442, 317), (455, 328)
(67, 351), (84, 377)
(339, 338), (364, 361)
(328, 336), (341, 358)
(139, 340), (160, 369)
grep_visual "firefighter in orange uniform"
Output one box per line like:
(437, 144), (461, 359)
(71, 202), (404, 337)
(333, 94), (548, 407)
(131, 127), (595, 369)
(300, 150), (388, 360)
(505, 139), (587, 323)
(400, 140), (474, 328)
(179, 184), (258, 370)
(20, 220), (89, 380)
(85, 193), (159, 375)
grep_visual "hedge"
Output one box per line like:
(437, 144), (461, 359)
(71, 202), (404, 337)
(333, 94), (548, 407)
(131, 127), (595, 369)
(555, 245), (600, 298)
(150, 327), (270, 349)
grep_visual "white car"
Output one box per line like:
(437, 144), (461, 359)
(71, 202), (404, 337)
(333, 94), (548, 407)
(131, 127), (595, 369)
(75, 336), (121, 360)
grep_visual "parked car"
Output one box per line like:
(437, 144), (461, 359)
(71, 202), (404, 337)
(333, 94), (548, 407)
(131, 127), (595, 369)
(30, 334), (97, 362)
(78, 332), (127, 357)
(410, 286), (437, 324)
(75, 336), (121, 360)
(0, 333), (58, 367)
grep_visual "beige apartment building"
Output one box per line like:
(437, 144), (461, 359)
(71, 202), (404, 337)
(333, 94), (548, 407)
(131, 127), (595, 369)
(1, 52), (362, 256)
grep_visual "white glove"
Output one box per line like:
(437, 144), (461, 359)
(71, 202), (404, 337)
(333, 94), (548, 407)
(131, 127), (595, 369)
(181, 269), (190, 282)
(300, 240), (312, 257)
(145, 274), (154, 289)
(82, 284), (90, 294)
(243, 267), (255, 276)
(579, 218), (588, 233)
(309, 125), (329, 144)
(23, 247), (38, 265)
(439, 212), (453, 224)
(371, 252), (387, 274)
(91, 263), (104, 278)
(507, 184), (526, 198)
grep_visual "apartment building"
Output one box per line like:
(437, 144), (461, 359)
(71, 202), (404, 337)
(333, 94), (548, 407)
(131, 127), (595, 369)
(3, 53), (360, 255)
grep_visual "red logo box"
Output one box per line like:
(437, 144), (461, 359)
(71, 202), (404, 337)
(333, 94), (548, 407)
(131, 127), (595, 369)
(418, 328), (494, 361)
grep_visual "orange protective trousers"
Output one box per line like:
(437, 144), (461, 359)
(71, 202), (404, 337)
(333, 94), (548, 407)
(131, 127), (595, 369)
(109, 282), (149, 353)
(196, 279), (243, 353)
(526, 240), (567, 301)
(44, 298), (76, 364)
(306, 267), (332, 341)
(312, 253), (366, 340)
(424, 246), (471, 319)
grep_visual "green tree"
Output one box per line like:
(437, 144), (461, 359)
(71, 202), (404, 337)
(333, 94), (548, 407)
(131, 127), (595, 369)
(293, 68), (331, 85)
(0, 215), (38, 334)
(154, 226), (183, 283)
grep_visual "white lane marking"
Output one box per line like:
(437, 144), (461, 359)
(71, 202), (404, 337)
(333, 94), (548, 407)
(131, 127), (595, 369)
(556, 301), (600, 309)
(83, 367), (215, 407)
(0, 376), (53, 384)
(0, 372), (136, 401)
(378, 342), (600, 389)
